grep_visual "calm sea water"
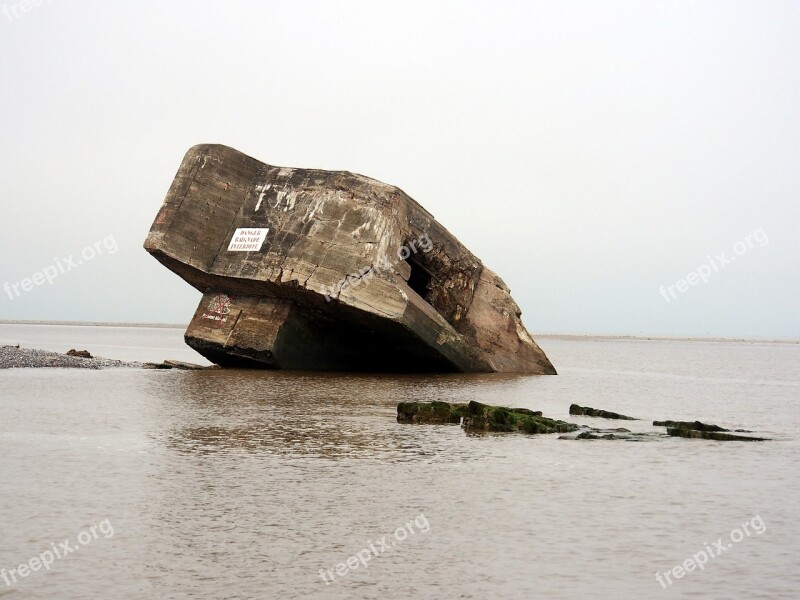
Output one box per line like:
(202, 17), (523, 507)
(1, 325), (798, 599)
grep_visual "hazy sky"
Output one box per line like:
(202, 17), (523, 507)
(1, 1), (798, 338)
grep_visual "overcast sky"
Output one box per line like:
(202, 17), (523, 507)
(1, 1), (798, 338)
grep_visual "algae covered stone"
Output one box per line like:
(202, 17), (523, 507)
(397, 400), (574, 435)
(462, 401), (577, 434)
(396, 401), (468, 424)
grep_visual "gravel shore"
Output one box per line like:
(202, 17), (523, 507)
(0, 346), (142, 369)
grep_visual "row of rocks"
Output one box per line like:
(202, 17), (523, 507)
(566, 405), (768, 441)
(397, 401), (578, 435)
(398, 401), (769, 441)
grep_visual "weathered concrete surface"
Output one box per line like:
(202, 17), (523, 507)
(144, 144), (556, 373)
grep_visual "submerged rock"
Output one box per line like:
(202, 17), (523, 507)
(560, 428), (668, 442)
(163, 360), (206, 370)
(561, 421), (769, 442)
(142, 360), (207, 370)
(569, 404), (637, 420)
(667, 428), (768, 442)
(144, 144), (555, 374)
(653, 420), (729, 432)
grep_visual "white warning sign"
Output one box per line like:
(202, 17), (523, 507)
(227, 228), (269, 252)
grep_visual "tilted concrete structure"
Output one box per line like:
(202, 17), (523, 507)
(144, 144), (556, 373)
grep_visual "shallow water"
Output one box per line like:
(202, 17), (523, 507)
(1, 326), (798, 598)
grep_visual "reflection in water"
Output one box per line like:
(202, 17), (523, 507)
(153, 370), (532, 461)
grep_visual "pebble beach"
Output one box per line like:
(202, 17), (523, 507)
(0, 345), (142, 369)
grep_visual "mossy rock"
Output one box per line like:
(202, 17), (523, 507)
(462, 401), (576, 434)
(397, 401), (469, 424)
(396, 400), (572, 435)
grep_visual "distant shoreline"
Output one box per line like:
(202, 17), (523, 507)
(1, 320), (796, 343)
(536, 334), (798, 344)
(0, 320), (186, 329)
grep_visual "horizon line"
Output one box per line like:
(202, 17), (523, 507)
(1, 320), (797, 343)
